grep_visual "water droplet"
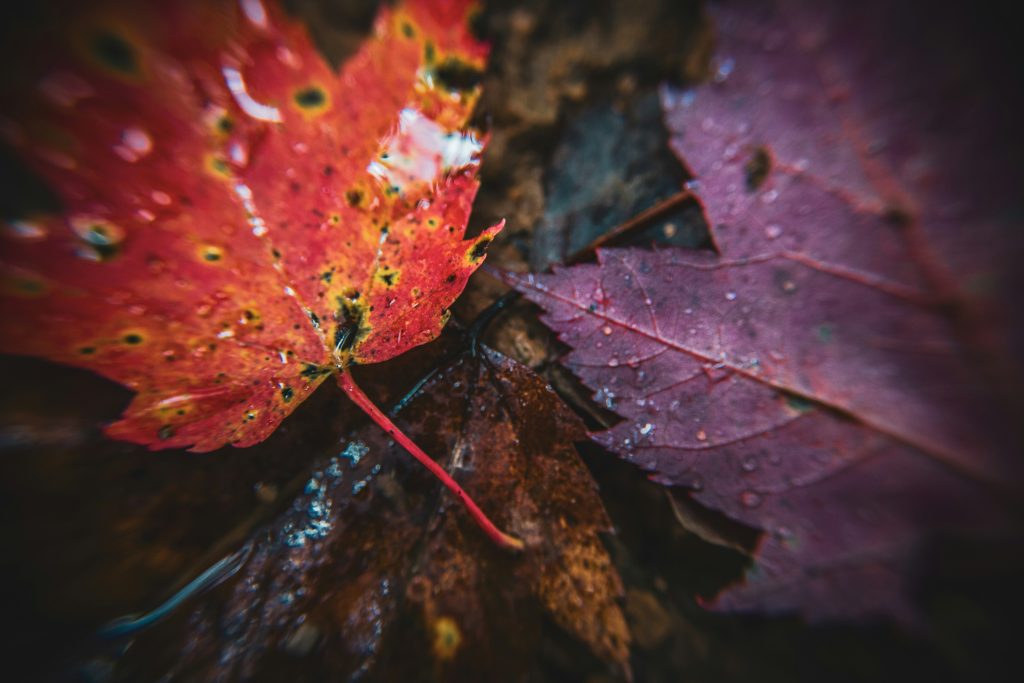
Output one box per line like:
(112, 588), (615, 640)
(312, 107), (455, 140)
(38, 71), (94, 107)
(741, 455), (758, 472)
(4, 219), (47, 240)
(639, 422), (653, 435)
(740, 491), (762, 508)
(308, 499), (326, 518)
(765, 224), (782, 239)
(326, 458), (343, 478)
(713, 56), (735, 82)
(114, 127), (152, 163)
(695, 429), (707, 441)
(229, 141), (248, 166)
(608, 357), (619, 368)
(276, 46), (300, 68)
(602, 325), (612, 336)
(761, 189), (779, 204)
(240, 0), (269, 28)
(725, 291), (737, 301)
(222, 66), (282, 122)
(151, 190), (172, 206)
(341, 440), (369, 467)
(775, 527), (797, 547)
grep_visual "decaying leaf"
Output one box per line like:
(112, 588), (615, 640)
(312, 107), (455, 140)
(503, 0), (1023, 622)
(0, 0), (500, 452)
(108, 346), (629, 681)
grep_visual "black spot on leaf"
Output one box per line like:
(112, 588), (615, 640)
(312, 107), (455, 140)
(293, 86), (326, 108)
(434, 58), (483, 92)
(744, 146), (772, 191)
(90, 30), (138, 75)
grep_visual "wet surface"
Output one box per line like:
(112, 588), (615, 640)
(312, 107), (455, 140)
(1, 0), (1023, 681)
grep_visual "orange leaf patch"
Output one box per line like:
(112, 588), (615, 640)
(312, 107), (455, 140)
(0, 0), (501, 452)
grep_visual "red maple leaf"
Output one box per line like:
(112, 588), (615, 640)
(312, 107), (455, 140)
(0, 0), (518, 547)
(503, 0), (1023, 621)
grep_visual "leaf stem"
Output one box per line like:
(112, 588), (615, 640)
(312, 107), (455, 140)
(565, 187), (693, 264)
(338, 368), (524, 551)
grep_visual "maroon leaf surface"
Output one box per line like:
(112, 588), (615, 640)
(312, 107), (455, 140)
(503, 0), (1022, 622)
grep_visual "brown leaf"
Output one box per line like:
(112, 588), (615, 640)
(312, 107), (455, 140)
(111, 346), (630, 682)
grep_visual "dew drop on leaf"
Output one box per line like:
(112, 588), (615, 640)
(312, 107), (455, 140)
(740, 491), (762, 508)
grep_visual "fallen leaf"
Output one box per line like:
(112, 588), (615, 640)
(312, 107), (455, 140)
(109, 346), (630, 681)
(0, 0), (500, 452)
(503, 0), (1022, 622)
(530, 90), (707, 271)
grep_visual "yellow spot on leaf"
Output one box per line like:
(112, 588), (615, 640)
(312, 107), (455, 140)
(375, 266), (400, 288)
(432, 616), (461, 661)
(291, 84), (330, 117)
(121, 330), (145, 345)
(205, 154), (232, 179)
(198, 244), (224, 262)
(466, 236), (491, 263)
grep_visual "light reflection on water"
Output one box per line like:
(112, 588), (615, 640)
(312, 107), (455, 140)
(367, 107), (482, 195)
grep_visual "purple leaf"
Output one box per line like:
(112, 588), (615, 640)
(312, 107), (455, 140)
(503, 0), (1022, 623)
